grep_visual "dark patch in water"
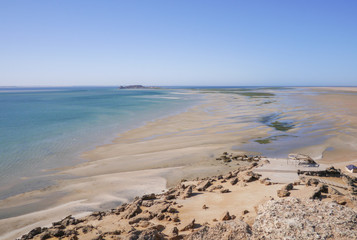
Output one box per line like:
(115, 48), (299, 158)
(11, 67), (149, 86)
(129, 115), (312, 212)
(259, 113), (295, 131)
(236, 92), (275, 98)
(254, 135), (292, 144)
(254, 138), (272, 144)
(257, 100), (275, 106)
(268, 121), (295, 131)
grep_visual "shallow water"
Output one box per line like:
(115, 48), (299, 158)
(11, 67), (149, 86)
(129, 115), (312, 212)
(0, 87), (199, 199)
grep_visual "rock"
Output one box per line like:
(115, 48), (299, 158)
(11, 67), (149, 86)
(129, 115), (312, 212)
(165, 194), (176, 200)
(306, 178), (319, 186)
(181, 185), (193, 199)
(328, 186), (343, 195)
(55, 229), (66, 237)
(196, 180), (212, 191)
(310, 187), (322, 199)
(202, 204), (209, 210)
(142, 200), (154, 207)
(283, 183), (294, 191)
(125, 228), (165, 240)
(259, 177), (270, 184)
(39, 232), (51, 240)
(167, 206), (177, 213)
(332, 195), (348, 205)
(122, 204), (142, 219)
(263, 159), (270, 164)
(223, 172), (233, 180)
(242, 210), (249, 215)
(142, 193), (156, 200)
(241, 171), (260, 182)
(148, 203), (170, 217)
(316, 183), (328, 193)
(230, 177), (238, 185)
(220, 189), (230, 193)
(170, 227), (179, 237)
(180, 219), (195, 231)
(156, 213), (165, 220)
(221, 211), (232, 221)
(277, 190), (290, 198)
(253, 198), (357, 239)
(27, 227), (42, 238)
(208, 185), (223, 191)
(184, 220), (252, 240)
(140, 221), (153, 228)
(264, 181), (272, 185)
(128, 212), (152, 224)
(293, 180), (300, 186)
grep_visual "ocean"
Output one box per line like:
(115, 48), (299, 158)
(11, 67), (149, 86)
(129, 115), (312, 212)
(0, 87), (199, 199)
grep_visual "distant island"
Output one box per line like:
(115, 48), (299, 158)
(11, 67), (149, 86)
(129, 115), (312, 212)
(118, 85), (161, 89)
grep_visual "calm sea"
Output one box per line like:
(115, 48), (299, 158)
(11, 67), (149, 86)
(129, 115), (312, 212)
(0, 87), (199, 199)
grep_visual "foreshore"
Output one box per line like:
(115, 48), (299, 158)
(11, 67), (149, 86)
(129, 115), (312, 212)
(1, 87), (357, 239)
(16, 157), (357, 239)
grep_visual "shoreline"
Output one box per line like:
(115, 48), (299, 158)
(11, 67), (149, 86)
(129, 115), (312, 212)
(1, 87), (357, 239)
(16, 157), (357, 240)
(0, 89), (202, 201)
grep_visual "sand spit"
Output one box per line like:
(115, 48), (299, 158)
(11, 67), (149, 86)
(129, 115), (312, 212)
(17, 157), (357, 240)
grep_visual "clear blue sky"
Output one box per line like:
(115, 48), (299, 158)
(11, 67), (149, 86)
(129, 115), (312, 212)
(1, 0), (356, 86)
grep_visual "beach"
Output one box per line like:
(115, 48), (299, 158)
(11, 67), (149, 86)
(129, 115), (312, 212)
(1, 87), (357, 239)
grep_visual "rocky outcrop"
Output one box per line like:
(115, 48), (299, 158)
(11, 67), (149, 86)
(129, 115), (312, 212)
(253, 198), (357, 240)
(184, 221), (252, 240)
(19, 162), (357, 240)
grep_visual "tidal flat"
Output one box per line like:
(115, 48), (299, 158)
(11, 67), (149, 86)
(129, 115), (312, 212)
(1, 87), (357, 239)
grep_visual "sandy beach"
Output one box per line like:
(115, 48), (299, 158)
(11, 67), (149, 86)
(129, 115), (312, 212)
(1, 87), (357, 239)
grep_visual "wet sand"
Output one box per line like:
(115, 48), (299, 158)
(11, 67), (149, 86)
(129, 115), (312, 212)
(1, 87), (357, 239)
(306, 87), (357, 169)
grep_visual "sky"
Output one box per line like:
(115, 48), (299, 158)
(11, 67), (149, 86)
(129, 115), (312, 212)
(0, 0), (356, 86)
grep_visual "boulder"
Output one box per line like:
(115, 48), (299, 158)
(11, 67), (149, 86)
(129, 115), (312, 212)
(283, 183), (294, 191)
(277, 190), (290, 198)
(181, 185), (193, 199)
(141, 200), (154, 207)
(148, 203), (170, 217)
(196, 180), (212, 191)
(128, 212), (152, 224)
(221, 211), (232, 221)
(121, 204), (142, 219)
(306, 178), (319, 186)
(230, 178), (239, 185)
(184, 220), (252, 240)
(172, 227), (179, 237)
(310, 188), (322, 199)
(328, 186), (343, 195)
(180, 219), (195, 231)
(142, 193), (156, 200)
(125, 229), (165, 240)
(220, 189), (230, 193)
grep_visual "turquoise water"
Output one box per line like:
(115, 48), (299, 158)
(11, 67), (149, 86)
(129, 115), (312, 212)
(0, 87), (198, 199)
